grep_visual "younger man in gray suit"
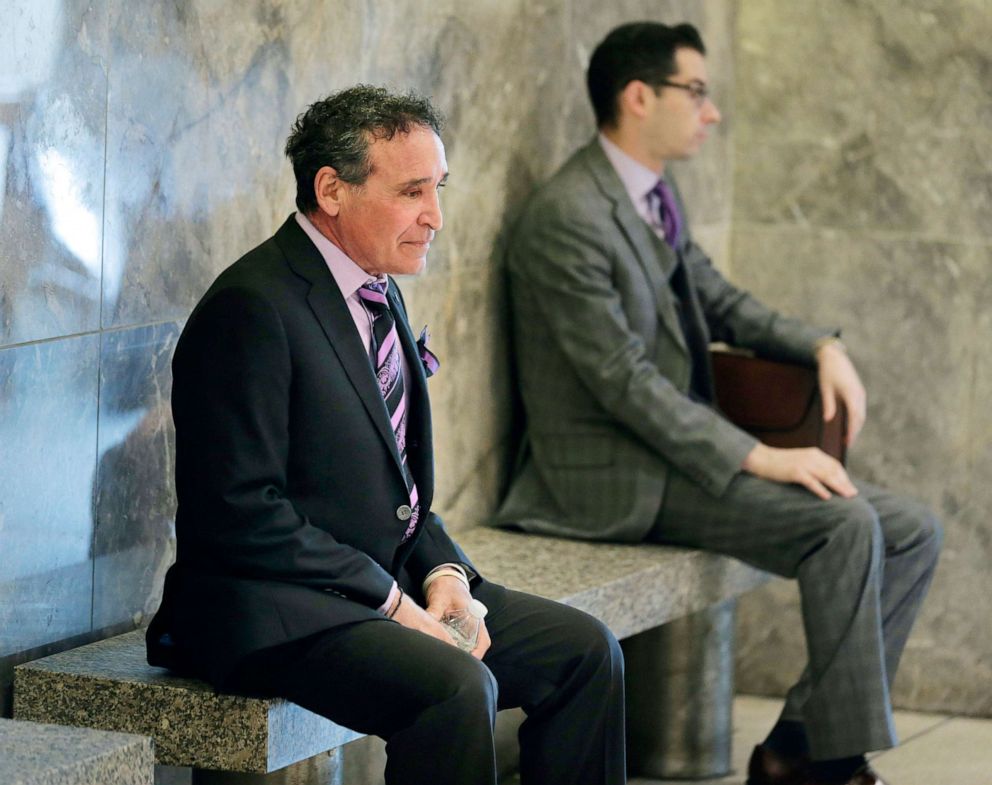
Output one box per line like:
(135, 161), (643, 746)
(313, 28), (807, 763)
(497, 22), (941, 785)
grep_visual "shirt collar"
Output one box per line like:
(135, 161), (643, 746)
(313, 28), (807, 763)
(598, 133), (662, 209)
(295, 212), (386, 298)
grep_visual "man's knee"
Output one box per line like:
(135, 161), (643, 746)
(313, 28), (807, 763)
(908, 501), (943, 548)
(823, 499), (884, 551)
(567, 612), (625, 682)
(897, 502), (943, 566)
(442, 654), (499, 720)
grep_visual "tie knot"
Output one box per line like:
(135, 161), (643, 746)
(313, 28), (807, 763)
(359, 281), (389, 311)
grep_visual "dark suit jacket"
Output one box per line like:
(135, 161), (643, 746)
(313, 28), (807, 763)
(496, 139), (832, 541)
(147, 216), (473, 688)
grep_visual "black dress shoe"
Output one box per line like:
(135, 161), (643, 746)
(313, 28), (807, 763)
(747, 743), (810, 785)
(828, 765), (889, 785)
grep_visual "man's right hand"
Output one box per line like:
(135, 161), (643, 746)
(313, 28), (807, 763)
(391, 593), (457, 647)
(742, 443), (857, 501)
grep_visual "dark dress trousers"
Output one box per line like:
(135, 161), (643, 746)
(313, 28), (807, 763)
(147, 216), (625, 785)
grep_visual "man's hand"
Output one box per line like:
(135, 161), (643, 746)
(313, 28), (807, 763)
(424, 575), (492, 660)
(391, 593), (457, 647)
(817, 341), (867, 446)
(742, 443), (858, 501)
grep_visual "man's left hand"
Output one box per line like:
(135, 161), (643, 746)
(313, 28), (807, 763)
(817, 342), (867, 447)
(424, 575), (492, 660)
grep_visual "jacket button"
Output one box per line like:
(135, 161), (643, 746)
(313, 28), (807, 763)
(396, 505), (413, 521)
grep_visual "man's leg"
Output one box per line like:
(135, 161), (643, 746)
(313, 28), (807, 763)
(649, 473), (941, 762)
(228, 582), (626, 785)
(475, 582), (627, 785)
(229, 618), (501, 785)
(776, 483), (943, 744)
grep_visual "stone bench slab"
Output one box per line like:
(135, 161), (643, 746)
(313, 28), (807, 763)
(14, 528), (771, 773)
(13, 635), (361, 772)
(0, 717), (153, 785)
(458, 528), (771, 640)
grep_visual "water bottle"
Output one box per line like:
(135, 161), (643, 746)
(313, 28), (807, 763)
(441, 599), (488, 652)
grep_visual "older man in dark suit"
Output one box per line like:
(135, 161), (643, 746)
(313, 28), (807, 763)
(146, 86), (625, 785)
(497, 23), (942, 785)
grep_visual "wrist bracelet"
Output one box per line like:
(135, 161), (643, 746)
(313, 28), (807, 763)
(387, 587), (404, 619)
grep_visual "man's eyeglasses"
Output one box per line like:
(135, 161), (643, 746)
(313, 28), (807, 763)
(656, 80), (710, 106)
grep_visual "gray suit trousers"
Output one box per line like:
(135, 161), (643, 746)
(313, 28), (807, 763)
(648, 473), (942, 760)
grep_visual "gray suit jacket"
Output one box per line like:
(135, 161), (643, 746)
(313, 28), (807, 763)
(496, 139), (830, 542)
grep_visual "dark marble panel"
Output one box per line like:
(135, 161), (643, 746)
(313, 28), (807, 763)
(0, 335), (100, 656)
(92, 322), (179, 629)
(102, 0), (303, 329)
(0, 0), (108, 347)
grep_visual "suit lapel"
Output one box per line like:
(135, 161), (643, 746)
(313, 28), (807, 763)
(581, 142), (688, 357)
(275, 218), (407, 481)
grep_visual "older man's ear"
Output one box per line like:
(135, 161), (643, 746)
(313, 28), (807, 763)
(313, 165), (344, 218)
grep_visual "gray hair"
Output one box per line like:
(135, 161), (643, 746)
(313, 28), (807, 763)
(284, 85), (444, 213)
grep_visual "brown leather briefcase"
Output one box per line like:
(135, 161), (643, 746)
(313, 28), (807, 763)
(710, 349), (847, 465)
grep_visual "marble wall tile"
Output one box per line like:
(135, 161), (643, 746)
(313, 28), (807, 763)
(313, 0), (572, 280)
(101, 0), (305, 329)
(732, 0), (992, 716)
(0, 335), (99, 656)
(400, 263), (514, 532)
(730, 225), (992, 714)
(0, 0), (108, 347)
(92, 322), (179, 630)
(735, 0), (992, 238)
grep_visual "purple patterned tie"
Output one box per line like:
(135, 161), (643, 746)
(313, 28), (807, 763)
(358, 281), (419, 541)
(649, 179), (714, 402)
(650, 178), (683, 248)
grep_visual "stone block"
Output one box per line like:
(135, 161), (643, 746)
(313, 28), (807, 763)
(456, 528), (770, 640)
(13, 631), (361, 773)
(0, 717), (153, 785)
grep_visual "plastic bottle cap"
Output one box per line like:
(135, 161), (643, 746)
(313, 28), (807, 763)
(467, 599), (488, 619)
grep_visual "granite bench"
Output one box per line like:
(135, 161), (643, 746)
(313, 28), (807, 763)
(0, 717), (154, 785)
(13, 526), (771, 783)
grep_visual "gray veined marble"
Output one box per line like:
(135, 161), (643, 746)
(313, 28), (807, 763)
(0, 334), (100, 657)
(0, 0), (109, 347)
(92, 321), (180, 630)
(732, 0), (992, 716)
(101, 0), (302, 330)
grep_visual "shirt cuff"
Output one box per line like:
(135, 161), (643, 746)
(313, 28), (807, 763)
(377, 581), (399, 615)
(427, 562), (477, 583)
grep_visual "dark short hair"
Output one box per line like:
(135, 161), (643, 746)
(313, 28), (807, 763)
(587, 22), (706, 128)
(285, 85), (444, 214)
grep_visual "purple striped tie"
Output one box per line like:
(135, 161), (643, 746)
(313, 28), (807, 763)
(650, 178), (682, 248)
(358, 281), (419, 541)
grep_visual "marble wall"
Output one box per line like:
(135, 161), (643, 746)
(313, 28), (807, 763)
(0, 0), (736, 718)
(731, 1), (992, 716)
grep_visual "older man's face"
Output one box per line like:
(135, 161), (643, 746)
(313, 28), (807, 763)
(335, 126), (447, 277)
